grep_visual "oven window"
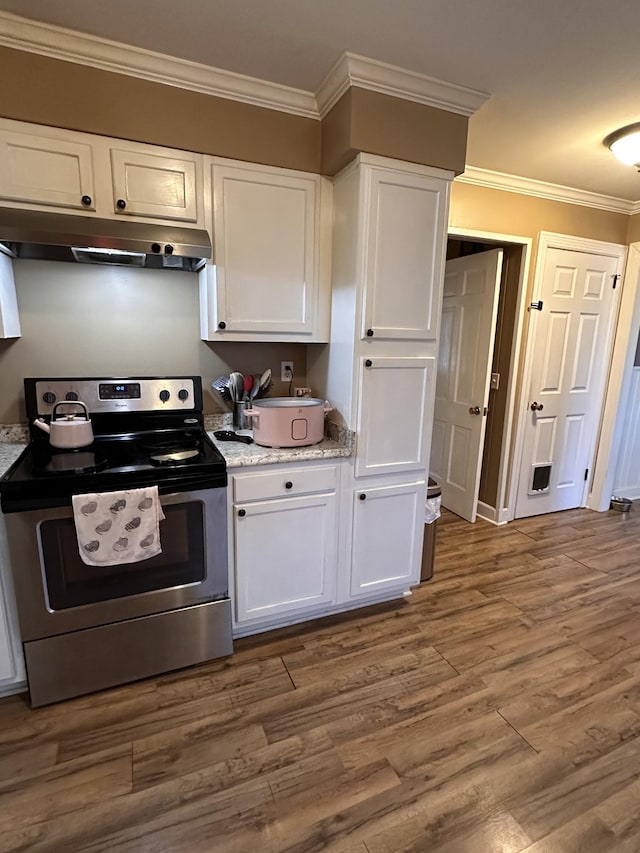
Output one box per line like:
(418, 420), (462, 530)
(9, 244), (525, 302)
(39, 503), (206, 610)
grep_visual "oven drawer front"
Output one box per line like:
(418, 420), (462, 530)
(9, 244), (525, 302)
(232, 464), (337, 503)
(24, 599), (232, 707)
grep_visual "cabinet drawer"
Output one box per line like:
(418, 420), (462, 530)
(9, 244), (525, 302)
(233, 465), (337, 503)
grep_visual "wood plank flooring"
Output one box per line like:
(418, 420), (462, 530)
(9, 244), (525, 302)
(2, 505), (640, 851)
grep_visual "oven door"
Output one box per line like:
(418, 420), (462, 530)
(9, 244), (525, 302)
(4, 487), (228, 642)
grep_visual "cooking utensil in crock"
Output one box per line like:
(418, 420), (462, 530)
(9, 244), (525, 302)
(33, 401), (94, 449)
(243, 374), (254, 400)
(229, 372), (244, 403)
(258, 369), (272, 393)
(210, 376), (231, 402)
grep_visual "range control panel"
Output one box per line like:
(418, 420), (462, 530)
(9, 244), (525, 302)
(31, 377), (197, 416)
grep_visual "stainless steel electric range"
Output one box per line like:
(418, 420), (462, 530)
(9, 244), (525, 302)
(0, 376), (232, 707)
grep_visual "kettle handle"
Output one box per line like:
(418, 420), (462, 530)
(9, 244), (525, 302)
(52, 400), (89, 420)
(243, 409), (259, 422)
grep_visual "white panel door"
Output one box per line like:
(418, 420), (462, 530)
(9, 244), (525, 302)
(361, 168), (449, 341)
(0, 128), (95, 210)
(350, 481), (425, 597)
(430, 249), (503, 522)
(356, 356), (435, 477)
(212, 163), (318, 335)
(234, 493), (337, 623)
(110, 148), (198, 221)
(515, 247), (621, 517)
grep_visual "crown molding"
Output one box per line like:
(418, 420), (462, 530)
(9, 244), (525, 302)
(0, 11), (319, 118)
(316, 52), (490, 118)
(0, 12), (490, 124)
(457, 166), (637, 214)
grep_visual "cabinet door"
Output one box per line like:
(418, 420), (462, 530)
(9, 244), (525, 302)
(0, 251), (20, 339)
(356, 356), (435, 477)
(0, 518), (24, 688)
(212, 163), (319, 336)
(0, 128), (95, 211)
(350, 481), (425, 597)
(110, 147), (198, 221)
(234, 493), (337, 623)
(361, 168), (449, 341)
(0, 577), (16, 684)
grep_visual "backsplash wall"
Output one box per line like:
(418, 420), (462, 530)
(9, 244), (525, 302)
(0, 260), (307, 424)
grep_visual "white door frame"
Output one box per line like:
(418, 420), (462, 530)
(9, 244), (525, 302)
(447, 227), (532, 524)
(511, 231), (627, 519)
(590, 241), (640, 510)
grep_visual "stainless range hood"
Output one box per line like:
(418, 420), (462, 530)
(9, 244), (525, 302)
(0, 208), (212, 272)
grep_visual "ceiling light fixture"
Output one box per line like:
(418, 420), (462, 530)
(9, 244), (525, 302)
(604, 122), (640, 168)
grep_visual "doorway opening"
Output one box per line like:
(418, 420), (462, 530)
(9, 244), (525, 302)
(432, 230), (531, 524)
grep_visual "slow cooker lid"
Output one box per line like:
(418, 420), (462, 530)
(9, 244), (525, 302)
(252, 397), (326, 408)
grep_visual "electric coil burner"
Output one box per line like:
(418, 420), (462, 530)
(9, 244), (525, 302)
(0, 376), (232, 707)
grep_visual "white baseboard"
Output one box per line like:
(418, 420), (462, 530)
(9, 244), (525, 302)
(477, 501), (510, 525)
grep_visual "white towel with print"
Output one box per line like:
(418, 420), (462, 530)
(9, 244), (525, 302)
(72, 486), (165, 567)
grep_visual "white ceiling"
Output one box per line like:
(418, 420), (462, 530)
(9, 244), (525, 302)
(3, 0), (640, 202)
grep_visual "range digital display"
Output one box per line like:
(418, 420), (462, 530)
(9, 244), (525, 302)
(98, 383), (142, 400)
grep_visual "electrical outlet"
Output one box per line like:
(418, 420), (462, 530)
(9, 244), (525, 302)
(280, 361), (294, 381)
(295, 387), (312, 397)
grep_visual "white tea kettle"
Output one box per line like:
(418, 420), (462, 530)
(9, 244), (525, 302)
(34, 401), (94, 449)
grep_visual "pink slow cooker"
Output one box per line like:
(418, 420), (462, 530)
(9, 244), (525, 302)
(244, 397), (333, 448)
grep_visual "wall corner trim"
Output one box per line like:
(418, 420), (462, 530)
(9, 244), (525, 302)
(457, 165), (636, 214)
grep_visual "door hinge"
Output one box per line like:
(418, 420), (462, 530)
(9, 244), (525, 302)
(613, 274), (620, 289)
(529, 300), (544, 311)
(584, 468), (589, 481)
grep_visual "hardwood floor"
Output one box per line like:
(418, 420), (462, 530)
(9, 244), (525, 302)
(2, 505), (640, 851)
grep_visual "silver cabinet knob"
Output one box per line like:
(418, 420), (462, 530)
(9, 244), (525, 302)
(530, 401), (544, 411)
(469, 406), (481, 415)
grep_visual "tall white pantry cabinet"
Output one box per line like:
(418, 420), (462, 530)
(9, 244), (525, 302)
(309, 153), (452, 602)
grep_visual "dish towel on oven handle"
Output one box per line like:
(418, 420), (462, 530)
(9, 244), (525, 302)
(71, 486), (166, 567)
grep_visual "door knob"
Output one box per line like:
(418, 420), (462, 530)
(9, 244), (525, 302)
(530, 401), (544, 411)
(469, 406), (481, 415)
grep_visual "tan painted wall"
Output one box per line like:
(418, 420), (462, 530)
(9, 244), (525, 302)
(451, 183), (629, 246)
(0, 48), (469, 178)
(349, 88), (468, 175)
(627, 214), (640, 244)
(450, 181), (629, 310)
(0, 47), (322, 173)
(322, 88), (468, 176)
(0, 260), (305, 424)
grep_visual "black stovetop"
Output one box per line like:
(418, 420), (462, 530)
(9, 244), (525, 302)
(0, 429), (227, 513)
(0, 376), (227, 513)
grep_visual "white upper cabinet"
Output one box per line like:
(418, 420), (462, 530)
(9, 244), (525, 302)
(360, 165), (449, 342)
(0, 251), (20, 339)
(0, 119), (204, 227)
(200, 160), (331, 343)
(0, 122), (96, 211)
(109, 146), (199, 222)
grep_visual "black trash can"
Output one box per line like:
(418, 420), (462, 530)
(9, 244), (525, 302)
(420, 477), (441, 581)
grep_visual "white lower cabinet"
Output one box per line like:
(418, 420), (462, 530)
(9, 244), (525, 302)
(349, 479), (426, 598)
(230, 464), (339, 630)
(0, 517), (25, 693)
